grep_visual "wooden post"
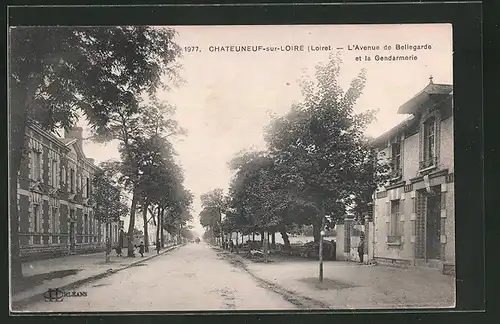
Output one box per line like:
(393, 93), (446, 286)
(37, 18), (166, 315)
(160, 208), (164, 248)
(263, 231), (268, 263)
(319, 203), (326, 282)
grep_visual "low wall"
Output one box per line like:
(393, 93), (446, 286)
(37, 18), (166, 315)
(20, 243), (107, 262)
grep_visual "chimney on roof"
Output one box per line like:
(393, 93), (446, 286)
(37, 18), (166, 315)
(429, 75), (434, 84)
(65, 127), (83, 148)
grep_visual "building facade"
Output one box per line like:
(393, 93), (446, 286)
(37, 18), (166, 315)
(17, 125), (120, 261)
(371, 80), (455, 274)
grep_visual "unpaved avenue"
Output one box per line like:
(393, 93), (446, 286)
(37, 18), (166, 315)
(24, 243), (296, 312)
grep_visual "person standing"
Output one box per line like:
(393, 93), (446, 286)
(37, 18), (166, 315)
(358, 237), (365, 263)
(139, 241), (145, 257)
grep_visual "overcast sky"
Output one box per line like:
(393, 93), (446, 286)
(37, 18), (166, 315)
(77, 24), (452, 235)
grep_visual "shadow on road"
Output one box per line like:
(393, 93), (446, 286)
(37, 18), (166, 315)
(12, 269), (81, 294)
(299, 277), (356, 291)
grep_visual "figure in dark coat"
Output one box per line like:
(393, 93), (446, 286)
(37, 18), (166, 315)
(358, 238), (365, 263)
(156, 240), (161, 254)
(139, 242), (145, 257)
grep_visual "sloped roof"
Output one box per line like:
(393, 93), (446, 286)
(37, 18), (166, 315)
(59, 138), (77, 145)
(63, 138), (99, 171)
(397, 82), (453, 115)
(29, 124), (71, 151)
(370, 115), (415, 147)
(371, 80), (452, 148)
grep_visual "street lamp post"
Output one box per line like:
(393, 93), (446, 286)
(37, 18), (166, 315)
(263, 230), (269, 263)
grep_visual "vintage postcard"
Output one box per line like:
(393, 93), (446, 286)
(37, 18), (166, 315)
(9, 23), (454, 312)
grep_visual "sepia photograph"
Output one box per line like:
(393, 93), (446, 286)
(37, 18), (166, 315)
(9, 23), (455, 312)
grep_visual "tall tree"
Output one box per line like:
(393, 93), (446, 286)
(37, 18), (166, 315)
(9, 26), (181, 278)
(264, 53), (389, 242)
(199, 189), (228, 244)
(136, 134), (180, 252)
(91, 162), (129, 261)
(229, 151), (305, 248)
(94, 100), (183, 257)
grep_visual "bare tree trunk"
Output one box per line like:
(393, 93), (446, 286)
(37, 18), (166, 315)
(161, 208), (165, 248)
(10, 151), (23, 281)
(313, 220), (321, 243)
(10, 82), (32, 281)
(271, 232), (276, 248)
(156, 206), (161, 248)
(127, 189), (138, 257)
(142, 203), (149, 252)
(280, 231), (291, 249)
(105, 222), (111, 263)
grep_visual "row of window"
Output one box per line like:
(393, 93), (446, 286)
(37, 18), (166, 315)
(386, 116), (438, 178)
(31, 204), (98, 235)
(30, 149), (92, 197)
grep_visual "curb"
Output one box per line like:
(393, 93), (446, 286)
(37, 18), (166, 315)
(213, 247), (331, 309)
(11, 243), (185, 311)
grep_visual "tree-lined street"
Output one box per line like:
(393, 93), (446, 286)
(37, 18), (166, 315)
(18, 242), (454, 312)
(24, 243), (296, 312)
(10, 25), (456, 312)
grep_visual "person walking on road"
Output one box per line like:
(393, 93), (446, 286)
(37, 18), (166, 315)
(358, 237), (365, 263)
(156, 239), (161, 254)
(139, 241), (145, 257)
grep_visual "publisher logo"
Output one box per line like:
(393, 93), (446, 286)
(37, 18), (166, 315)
(44, 288), (87, 302)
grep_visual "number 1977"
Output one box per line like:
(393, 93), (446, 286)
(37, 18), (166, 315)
(184, 46), (200, 52)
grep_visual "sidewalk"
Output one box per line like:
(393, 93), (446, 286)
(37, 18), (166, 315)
(11, 244), (180, 307)
(220, 251), (455, 309)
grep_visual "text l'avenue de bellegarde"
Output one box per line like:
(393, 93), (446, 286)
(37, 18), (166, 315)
(184, 43), (433, 62)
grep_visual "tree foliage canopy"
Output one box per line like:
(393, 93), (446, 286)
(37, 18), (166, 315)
(9, 26), (183, 275)
(91, 163), (129, 223)
(10, 26), (181, 133)
(219, 54), (390, 243)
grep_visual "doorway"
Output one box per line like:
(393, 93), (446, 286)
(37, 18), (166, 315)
(426, 192), (441, 260)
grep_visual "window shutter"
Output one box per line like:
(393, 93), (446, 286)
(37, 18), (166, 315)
(39, 149), (44, 183)
(419, 124), (424, 166)
(56, 159), (60, 189)
(39, 205), (43, 234)
(400, 199), (405, 222)
(48, 204), (52, 234)
(48, 155), (53, 187)
(435, 117), (441, 167)
(400, 135), (405, 175)
(28, 149), (33, 180)
(29, 201), (33, 232)
(386, 200), (390, 238)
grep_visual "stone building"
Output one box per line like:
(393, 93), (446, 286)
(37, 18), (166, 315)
(17, 124), (120, 260)
(371, 79), (455, 274)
